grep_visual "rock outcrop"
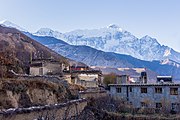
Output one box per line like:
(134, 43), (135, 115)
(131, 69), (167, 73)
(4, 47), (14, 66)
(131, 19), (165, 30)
(0, 77), (85, 109)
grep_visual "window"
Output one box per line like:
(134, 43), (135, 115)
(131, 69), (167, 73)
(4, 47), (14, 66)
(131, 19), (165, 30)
(129, 102), (133, 105)
(116, 87), (121, 93)
(155, 87), (162, 93)
(141, 102), (148, 108)
(171, 103), (179, 111)
(39, 68), (43, 75)
(130, 87), (132, 92)
(156, 103), (162, 109)
(170, 88), (178, 95)
(141, 87), (147, 93)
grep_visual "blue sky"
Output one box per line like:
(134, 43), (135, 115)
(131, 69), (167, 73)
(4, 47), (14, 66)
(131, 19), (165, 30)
(0, 0), (180, 52)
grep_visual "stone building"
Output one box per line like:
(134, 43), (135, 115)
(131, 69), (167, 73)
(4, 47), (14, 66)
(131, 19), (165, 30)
(30, 59), (65, 76)
(71, 70), (102, 88)
(109, 83), (180, 112)
(70, 65), (89, 71)
(116, 71), (148, 84)
(116, 75), (130, 84)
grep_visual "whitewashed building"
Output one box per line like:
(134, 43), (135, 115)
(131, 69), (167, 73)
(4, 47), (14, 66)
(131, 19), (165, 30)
(71, 70), (102, 88)
(109, 83), (180, 112)
(30, 59), (64, 76)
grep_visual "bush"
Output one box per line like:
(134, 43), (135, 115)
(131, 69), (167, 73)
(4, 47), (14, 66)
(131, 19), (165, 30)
(103, 73), (116, 87)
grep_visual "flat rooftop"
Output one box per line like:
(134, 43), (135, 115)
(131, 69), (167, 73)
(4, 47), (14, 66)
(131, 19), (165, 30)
(157, 76), (172, 78)
(109, 83), (180, 86)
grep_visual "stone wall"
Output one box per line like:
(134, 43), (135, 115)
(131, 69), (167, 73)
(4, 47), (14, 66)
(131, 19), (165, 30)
(75, 80), (98, 88)
(0, 99), (87, 120)
(79, 90), (108, 99)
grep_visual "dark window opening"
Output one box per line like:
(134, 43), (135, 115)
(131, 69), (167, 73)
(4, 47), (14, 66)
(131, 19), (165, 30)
(141, 88), (147, 93)
(116, 87), (121, 93)
(170, 88), (178, 95)
(130, 87), (132, 92)
(156, 103), (162, 109)
(141, 102), (148, 108)
(155, 87), (162, 93)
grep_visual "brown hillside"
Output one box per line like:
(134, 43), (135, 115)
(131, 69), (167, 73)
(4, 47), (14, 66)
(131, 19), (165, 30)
(0, 78), (85, 109)
(0, 25), (68, 77)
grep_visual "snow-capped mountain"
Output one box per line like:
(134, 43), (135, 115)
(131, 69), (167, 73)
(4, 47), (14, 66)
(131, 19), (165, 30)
(0, 20), (27, 32)
(47, 43), (180, 81)
(2, 20), (180, 65)
(34, 24), (180, 63)
(160, 59), (180, 68)
(34, 28), (64, 39)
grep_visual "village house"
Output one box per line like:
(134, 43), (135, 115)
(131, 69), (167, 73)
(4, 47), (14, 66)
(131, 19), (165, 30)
(116, 71), (148, 84)
(70, 65), (89, 71)
(63, 64), (102, 88)
(30, 59), (102, 88)
(71, 70), (102, 88)
(30, 58), (65, 76)
(109, 82), (180, 112)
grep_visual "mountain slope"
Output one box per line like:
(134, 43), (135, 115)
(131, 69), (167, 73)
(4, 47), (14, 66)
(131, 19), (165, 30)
(0, 25), (68, 77)
(48, 43), (180, 80)
(0, 20), (27, 32)
(25, 32), (68, 45)
(34, 25), (180, 63)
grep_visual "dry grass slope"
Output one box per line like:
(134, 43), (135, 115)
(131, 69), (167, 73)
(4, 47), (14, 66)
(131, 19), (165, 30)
(0, 78), (85, 109)
(0, 25), (68, 77)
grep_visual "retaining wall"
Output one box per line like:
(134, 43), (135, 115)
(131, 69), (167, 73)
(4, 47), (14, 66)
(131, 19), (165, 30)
(0, 99), (87, 120)
(79, 90), (108, 99)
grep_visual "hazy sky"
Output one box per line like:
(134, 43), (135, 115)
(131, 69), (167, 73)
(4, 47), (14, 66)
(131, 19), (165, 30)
(0, 0), (180, 52)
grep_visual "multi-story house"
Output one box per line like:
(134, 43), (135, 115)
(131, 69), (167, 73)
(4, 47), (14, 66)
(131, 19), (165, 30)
(109, 83), (180, 112)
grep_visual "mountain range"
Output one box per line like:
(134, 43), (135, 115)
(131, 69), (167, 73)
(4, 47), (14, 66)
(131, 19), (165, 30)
(34, 24), (180, 64)
(1, 20), (180, 80)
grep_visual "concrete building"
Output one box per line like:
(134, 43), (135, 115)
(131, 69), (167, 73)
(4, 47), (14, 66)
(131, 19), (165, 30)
(116, 75), (130, 84)
(30, 59), (64, 76)
(71, 70), (102, 88)
(116, 71), (148, 84)
(109, 83), (180, 112)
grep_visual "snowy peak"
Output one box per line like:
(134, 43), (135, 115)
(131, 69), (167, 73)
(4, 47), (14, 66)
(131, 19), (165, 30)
(141, 35), (156, 41)
(37, 28), (54, 33)
(34, 28), (64, 40)
(35, 28), (55, 36)
(141, 35), (153, 39)
(107, 24), (123, 31)
(0, 20), (27, 32)
(140, 35), (159, 45)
